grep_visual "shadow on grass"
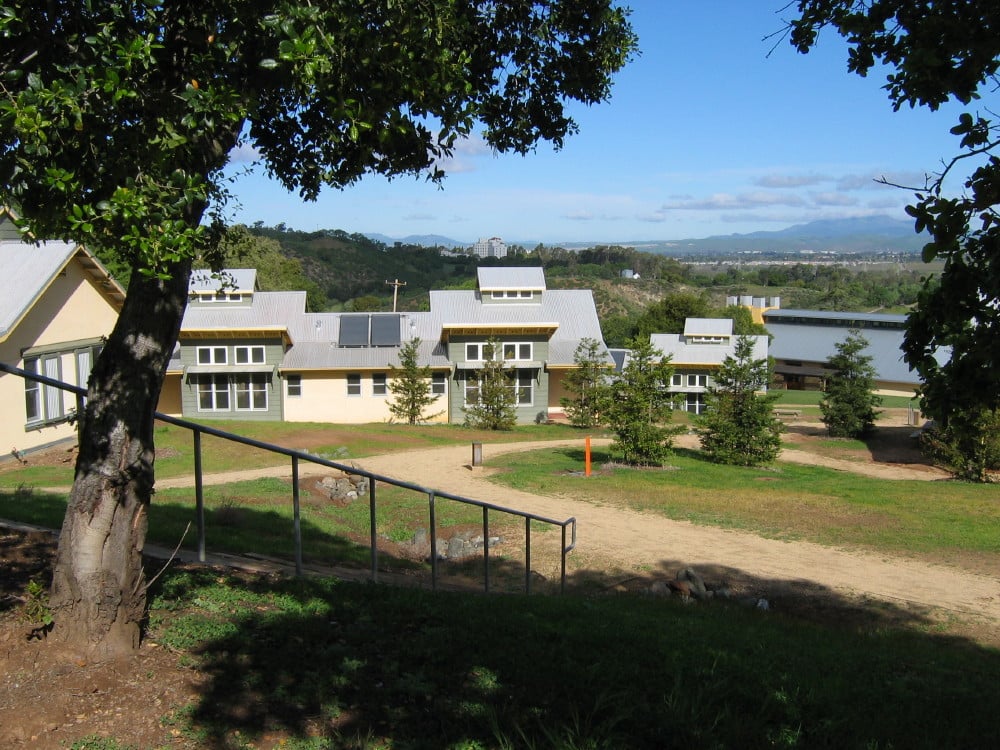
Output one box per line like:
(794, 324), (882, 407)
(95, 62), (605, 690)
(158, 558), (1000, 750)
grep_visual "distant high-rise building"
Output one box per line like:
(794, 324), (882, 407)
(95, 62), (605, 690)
(473, 236), (507, 259)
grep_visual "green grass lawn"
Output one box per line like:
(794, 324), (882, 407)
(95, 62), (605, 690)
(0, 418), (592, 488)
(488, 446), (1000, 566)
(139, 565), (1000, 749)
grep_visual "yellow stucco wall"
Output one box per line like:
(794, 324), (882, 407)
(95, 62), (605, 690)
(0, 256), (121, 456)
(281, 371), (449, 424)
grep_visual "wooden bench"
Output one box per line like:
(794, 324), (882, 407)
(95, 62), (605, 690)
(773, 409), (801, 418)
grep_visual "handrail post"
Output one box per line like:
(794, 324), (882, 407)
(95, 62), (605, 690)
(369, 475), (378, 583)
(193, 429), (206, 562)
(524, 516), (531, 594)
(428, 491), (437, 591)
(292, 455), (302, 576)
(561, 523), (567, 594)
(482, 506), (490, 594)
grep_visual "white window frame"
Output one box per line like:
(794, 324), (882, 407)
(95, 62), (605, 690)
(234, 373), (269, 411)
(23, 358), (42, 424)
(502, 342), (533, 361)
(687, 374), (707, 388)
(286, 374), (302, 397)
(671, 374), (683, 387)
(514, 369), (533, 405)
(197, 346), (228, 365)
(431, 372), (447, 396)
(346, 373), (361, 396)
(197, 374), (230, 411)
(234, 345), (266, 365)
(372, 372), (387, 396)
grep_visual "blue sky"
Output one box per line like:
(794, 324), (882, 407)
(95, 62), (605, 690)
(226, 1), (978, 244)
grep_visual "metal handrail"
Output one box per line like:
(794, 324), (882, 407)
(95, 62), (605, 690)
(0, 360), (577, 593)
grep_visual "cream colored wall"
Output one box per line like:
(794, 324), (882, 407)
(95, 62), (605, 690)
(546, 369), (569, 415)
(156, 374), (183, 417)
(0, 348), (79, 456)
(0, 259), (120, 456)
(282, 371), (449, 424)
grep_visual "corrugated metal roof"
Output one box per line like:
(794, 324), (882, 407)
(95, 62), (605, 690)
(765, 309), (907, 326)
(431, 288), (611, 366)
(683, 318), (733, 336)
(651, 333), (769, 366)
(1, 239), (80, 339)
(477, 266), (546, 291)
(768, 322), (930, 384)
(181, 290), (306, 332)
(179, 271), (612, 371)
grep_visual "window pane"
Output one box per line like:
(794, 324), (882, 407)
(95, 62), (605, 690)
(519, 343), (531, 360)
(466, 343), (479, 361)
(431, 373), (446, 395)
(214, 347), (227, 364)
(235, 348), (249, 364)
(252, 347), (265, 364)
(198, 348), (211, 364)
(503, 344), (516, 360)
(287, 375), (302, 396)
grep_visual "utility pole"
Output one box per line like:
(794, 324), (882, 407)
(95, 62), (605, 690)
(385, 278), (407, 312)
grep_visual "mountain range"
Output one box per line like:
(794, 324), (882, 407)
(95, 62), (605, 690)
(365, 215), (925, 255)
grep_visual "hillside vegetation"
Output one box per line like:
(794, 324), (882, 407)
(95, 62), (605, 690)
(225, 224), (933, 344)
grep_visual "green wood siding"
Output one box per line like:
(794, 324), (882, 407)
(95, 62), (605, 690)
(178, 337), (284, 421)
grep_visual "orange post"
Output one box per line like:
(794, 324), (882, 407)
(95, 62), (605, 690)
(585, 435), (592, 477)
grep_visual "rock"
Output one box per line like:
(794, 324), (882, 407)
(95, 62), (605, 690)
(677, 567), (708, 598)
(667, 579), (691, 597)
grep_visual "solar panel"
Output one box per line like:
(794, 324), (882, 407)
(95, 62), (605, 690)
(339, 314), (370, 346)
(370, 314), (401, 346)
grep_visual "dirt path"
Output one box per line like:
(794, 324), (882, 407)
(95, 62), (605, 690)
(349, 440), (999, 623)
(156, 435), (999, 631)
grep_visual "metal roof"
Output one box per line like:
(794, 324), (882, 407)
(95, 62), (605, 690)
(683, 318), (733, 337)
(178, 268), (612, 371)
(181, 290), (305, 337)
(765, 308), (907, 327)
(766, 320), (946, 384)
(476, 266), (546, 291)
(651, 332), (769, 367)
(430, 288), (611, 366)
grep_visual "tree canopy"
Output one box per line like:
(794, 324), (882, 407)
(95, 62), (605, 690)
(0, 0), (636, 656)
(788, 1), (1000, 479)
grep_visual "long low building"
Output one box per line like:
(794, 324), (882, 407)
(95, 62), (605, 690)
(160, 266), (614, 425)
(763, 308), (946, 397)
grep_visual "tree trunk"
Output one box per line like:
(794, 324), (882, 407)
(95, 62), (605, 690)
(50, 259), (191, 659)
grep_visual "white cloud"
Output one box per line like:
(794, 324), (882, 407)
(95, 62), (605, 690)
(228, 143), (261, 163)
(810, 192), (859, 207)
(755, 173), (830, 188)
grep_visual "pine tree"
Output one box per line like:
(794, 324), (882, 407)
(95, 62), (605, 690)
(603, 337), (683, 466)
(821, 330), (882, 438)
(560, 337), (610, 428)
(698, 336), (782, 466)
(463, 338), (517, 430)
(387, 338), (441, 425)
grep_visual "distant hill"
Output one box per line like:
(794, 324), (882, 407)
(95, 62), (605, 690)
(364, 233), (469, 249)
(629, 216), (924, 256)
(366, 216), (923, 255)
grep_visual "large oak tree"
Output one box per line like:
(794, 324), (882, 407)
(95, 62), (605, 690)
(0, 1), (635, 657)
